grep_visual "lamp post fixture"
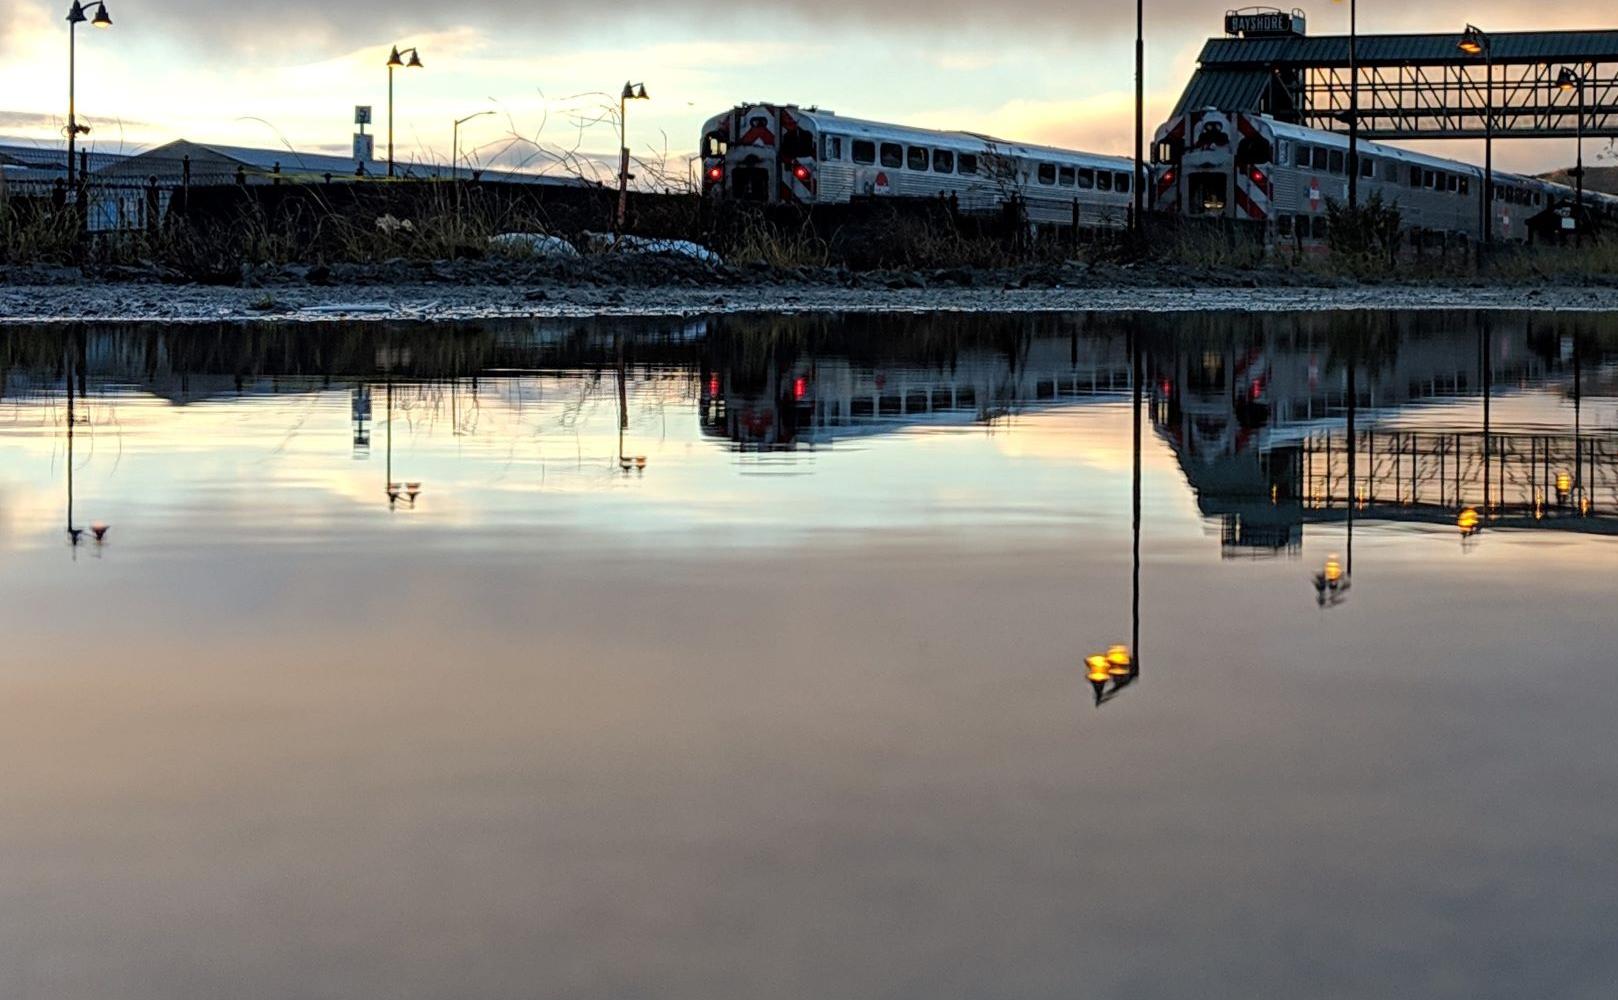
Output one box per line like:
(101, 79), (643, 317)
(1458, 24), (1492, 249)
(616, 81), (649, 233)
(1556, 67), (1586, 246)
(452, 109), (495, 182)
(64, 1), (112, 193)
(386, 45), (424, 179)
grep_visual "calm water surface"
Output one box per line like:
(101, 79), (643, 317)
(2, 312), (1616, 999)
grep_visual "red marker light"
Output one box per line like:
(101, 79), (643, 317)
(706, 165), (723, 182)
(707, 374), (720, 396)
(1162, 168), (1176, 185)
(792, 376), (808, 400)
(792, 164), (810, 181)
(1248, 167), (1267, 187)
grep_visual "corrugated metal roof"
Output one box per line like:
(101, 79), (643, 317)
(1198, 29), (1618, 67)
(1172, 70), (1272, 116)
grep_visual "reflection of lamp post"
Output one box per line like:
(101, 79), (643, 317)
(1086, 328), (1144, 706)
(383, 380), (423, 508)
(1457, 24), (1493, 248)
(616, 81), (649, 233)
(615, 336), (646, 474)
(386, 45), (424, 179)
(64, 1), (112, 193)
(62, 332), (108, 552)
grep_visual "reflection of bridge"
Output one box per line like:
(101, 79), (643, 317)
(1290, 428), (1617, 533)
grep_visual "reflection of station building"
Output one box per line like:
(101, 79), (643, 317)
(1151, 324), (1618, 553)
(699, 336), (1134, 449)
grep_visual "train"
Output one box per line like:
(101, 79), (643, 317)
(1151, 108), (1618, 249)
(699, 102), (1614, 248)
(698, 103), (1138, 229)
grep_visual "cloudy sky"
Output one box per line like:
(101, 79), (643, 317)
(0, 0), (1610, 178)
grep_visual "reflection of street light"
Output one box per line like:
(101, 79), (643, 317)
(383, 381), (424, 508)
(64, 1), (113, 193)
(1458, 505), (1481, 536)
(1555, 470), (1573, 505)
(1313, 553), (1349, 607)
(386, 45), (424, 179)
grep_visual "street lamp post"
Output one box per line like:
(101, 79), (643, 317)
(616, 81), (649, 233)
(1557, 67), (1586, 246)
(1458, 25), (1492, 248)
(1341, 0), (1360, 210)
(452, 110), (495, 182)
(1132, 0), (1144, 233)
(64, 1), (112, 193)
(386, 45), (424, 179)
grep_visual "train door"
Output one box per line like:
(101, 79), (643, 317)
(1181, 111), (1239, 218)
(731, 105), (779, 203)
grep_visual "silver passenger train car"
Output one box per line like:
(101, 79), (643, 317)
(700, 103), (1138, 229)
(1152, 109), (1618, 248)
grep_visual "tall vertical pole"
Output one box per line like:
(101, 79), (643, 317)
(1347, 0), (1359, 209)
(1575, 77), (1585, 247)
(616, 89), (630, 233)
(387, 63), (395, 179)
(1346, 362), (1356, 576)
(1132, 0), (1144, 233)
(452, 119), (459, 183)
(66, 18), (78, 191)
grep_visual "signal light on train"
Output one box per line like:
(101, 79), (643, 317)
(706, 165), (723, 183)
(1248, 167), (1267, 187)
(792, 376), (808, 400)
(792, 164), (811, 181)
(1161, 168), (1175, 185)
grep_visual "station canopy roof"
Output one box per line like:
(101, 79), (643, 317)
(1194, 28), (1618, 69)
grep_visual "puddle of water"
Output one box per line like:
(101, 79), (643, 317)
(2, 311), (1616, 999)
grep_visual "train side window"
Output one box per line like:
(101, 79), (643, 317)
(1038, 163), (1056, 185)
(823, 136), (843, 161)
(782, 129), (815, 158)
(1447, 174), (1459, 193)
(1115, 172), (1130, 194)
(1312, 147), (1329, 170)
(1424, 170), (1436, 189)
(958, 153), (979, 175)
(880, 143), (903, 168)
(1077, 167), (1095, 189)
(1459, 176), (1470, 194)
(1058, 165), (1075, 186)
(1294, 144), (1311, 167)
(1360, 157), (1374, 179)
(933, 149), (954, 174)
(1328, 149), (1345, 174)
(852, 140), (875, 165)
(908, 146), (929, 171)
(1382, 161), (1399, 183)
(1409, 166), (1422, 187)
(1097, 172), (1114, 192)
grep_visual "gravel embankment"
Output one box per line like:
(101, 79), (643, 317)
(4, 257), (1618, 322)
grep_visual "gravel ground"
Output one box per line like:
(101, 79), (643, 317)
(4, 258), (1618, 322)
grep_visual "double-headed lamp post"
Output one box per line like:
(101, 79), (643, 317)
(64, 1), (112, 192)
(1556, 67), (1586, 245)
(386, 45), (424, 179)
(452, 110), (494, 181)
(616, 81), (649, 232)
(1457, 24), (1492, 247)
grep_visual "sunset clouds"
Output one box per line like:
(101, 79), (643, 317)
(1, 0), (1609, 174)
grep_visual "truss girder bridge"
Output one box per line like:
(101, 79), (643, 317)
(1180, 30), (1618, 140)
(1295, 426), (1618, 532)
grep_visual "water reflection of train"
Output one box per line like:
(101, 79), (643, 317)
(1150, 318), (1617, 552)
(699, 335), (1133, 449)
